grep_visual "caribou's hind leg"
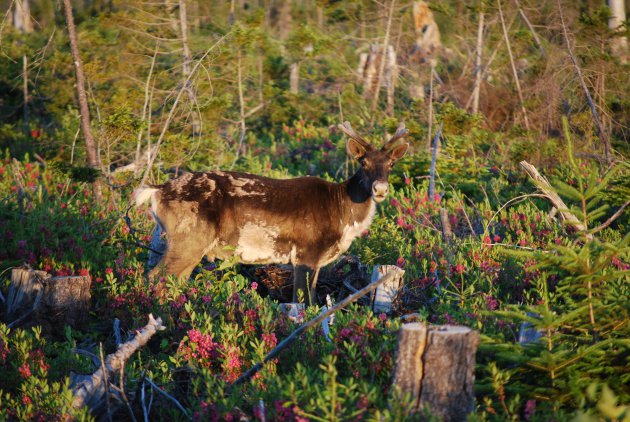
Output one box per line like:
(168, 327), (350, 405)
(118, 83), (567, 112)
(293, 265), (320, 305)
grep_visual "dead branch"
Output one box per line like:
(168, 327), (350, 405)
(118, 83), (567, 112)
(72, 314), (166, 410)
(520, 160), (592, 240)
(230, 272), (399, 389)
(590, 199), (630, 235)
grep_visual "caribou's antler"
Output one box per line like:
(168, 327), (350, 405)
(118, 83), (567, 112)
(384, 122), (409, 149)
(338, 121), (372, 148)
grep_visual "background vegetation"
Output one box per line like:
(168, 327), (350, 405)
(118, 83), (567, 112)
(0, 0), (628, 420)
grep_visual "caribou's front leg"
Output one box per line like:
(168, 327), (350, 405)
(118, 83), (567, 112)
(292, 265), (320, 305)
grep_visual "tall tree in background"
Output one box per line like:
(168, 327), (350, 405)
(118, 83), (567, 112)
(607, 0), (628, 62)
(13, 0), (33, 33)
(62, 0), (102, 201)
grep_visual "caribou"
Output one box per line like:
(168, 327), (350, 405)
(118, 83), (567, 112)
(135, 122), (409, 304)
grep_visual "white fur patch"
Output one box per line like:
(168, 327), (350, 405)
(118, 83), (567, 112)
(134, 186), (157, 208)
(328, 201), (376, 265)
(235, 222), (289, 264)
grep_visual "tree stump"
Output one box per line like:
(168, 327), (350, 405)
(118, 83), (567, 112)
(393, 323), (480, 421)
(6, 268), (91, 330)
(370, 265), (404, 313)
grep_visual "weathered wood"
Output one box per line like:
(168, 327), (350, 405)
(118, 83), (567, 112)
(370, 265), (404, 313)
(6, 268), (90, 330)
(6, 268), (49, 321)
(393, 323), (480, 421)
(393, 323), (427, 402)
(72, 314), (166, 410)
(520, 160), (592, 240)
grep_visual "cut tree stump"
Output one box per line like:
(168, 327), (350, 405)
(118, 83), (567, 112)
(6, 268), (91, 330)
(393, 323), (480, 421)
(370, 265), (405, 313)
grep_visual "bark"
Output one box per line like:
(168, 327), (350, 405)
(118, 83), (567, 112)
(393, 323), (480, 421)
(62, 0), (102, 201)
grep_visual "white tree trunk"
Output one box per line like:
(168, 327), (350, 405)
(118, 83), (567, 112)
(13, 0), (33, 33)
(608, 0), (628, 62)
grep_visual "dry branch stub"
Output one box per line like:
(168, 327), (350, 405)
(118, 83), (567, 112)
(370, 265), (404, 313)
(393, 323), (480, 421)
(6, 268), (90, 330)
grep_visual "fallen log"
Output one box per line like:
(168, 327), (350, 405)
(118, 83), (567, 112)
(393, 323), (479, 421)
(72, 314), (165, 410)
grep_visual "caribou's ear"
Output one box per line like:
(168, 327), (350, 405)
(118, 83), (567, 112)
(389, 142), (409, 162)
(347, 138), (368, 160)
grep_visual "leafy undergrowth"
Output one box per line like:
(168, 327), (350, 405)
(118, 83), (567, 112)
(0, 142), (629, 421)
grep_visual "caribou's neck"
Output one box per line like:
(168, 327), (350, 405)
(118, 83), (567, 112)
(345, 168), (372, 203)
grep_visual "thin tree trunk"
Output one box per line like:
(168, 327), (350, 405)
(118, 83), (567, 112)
(22, 55), (29, 135)
(607, 0), (627, 62)
(370, 0), (396, 122)
(498, 0), (530, 131)
(179, 0), (201, 136)
(135, 42), (158, 177)
(290, 62), (299, 94)
(426, 62), (434, 150)
(231, 50), (247, 169)
(557, 0), (611, 165)
(471, 9), (484, 114)
(514, 0), (545, 57)
(13, 0), (33, 33)
(62, 0), (102, 201)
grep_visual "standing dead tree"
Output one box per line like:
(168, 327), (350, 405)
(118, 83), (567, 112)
(498, 0), (530, 131)
(62, 0), (102, 201)
(557, 0), (612, 166)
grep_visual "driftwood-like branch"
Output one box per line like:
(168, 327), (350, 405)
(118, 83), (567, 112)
(230, 272), (398, 389)
(72, 314), (166, 410)
(520, 160), (592, 240)
(590, 199), (630, 235)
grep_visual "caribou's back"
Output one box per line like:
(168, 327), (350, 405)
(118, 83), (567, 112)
(137, 170), (373, 271)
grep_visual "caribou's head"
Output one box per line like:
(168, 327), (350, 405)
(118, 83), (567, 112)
(339, 121), (409, 203)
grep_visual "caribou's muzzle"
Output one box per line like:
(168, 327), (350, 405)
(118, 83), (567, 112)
(372, 181), (389, 202)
